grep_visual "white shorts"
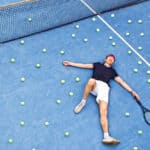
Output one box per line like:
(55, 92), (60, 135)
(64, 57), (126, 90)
(90, 80), (110, 103)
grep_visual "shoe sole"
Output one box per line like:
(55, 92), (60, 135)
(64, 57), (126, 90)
(102, 140), (120, 145)
(74, 108), (81, 114)
(74, 107), (83, 114)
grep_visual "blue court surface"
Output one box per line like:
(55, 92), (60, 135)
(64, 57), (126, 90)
(0, 0), (150, 150)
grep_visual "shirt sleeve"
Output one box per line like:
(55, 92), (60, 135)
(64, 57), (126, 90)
(112, 69), (118, 79)
(93, 62), (101, 69)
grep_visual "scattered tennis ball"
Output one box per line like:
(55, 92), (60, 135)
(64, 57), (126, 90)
(20, 77), (26, 82)
(75, 25), (80, 29)
(125, 32), (130, 36)
(140, 32), (144, 37)
(133, 68), (138, 73)
(20, 101), (25, 106)
(28, 18), (32, 22)
(111, 13), (115, 18)
(44, 121), (49, 126)
(137, 61), (142, 65)
(75, 77), (80, 82)
(112, 42), (116, 46)
(125, 112), (130, 117)
(61, 80), (65, 84)
(60, 50), (65, 55)
(138, 130), (143, 135)
(56, 99), (61, 104)
(147, 79), (150, 83)
(83, 38), (88, 42)
(138, 20), (142, 24)
(8, 138), (13, 144)
(128, 50), (132, 55)
(109, 36), (113, 40)
(20, 40), (25, 45)
(146, 70), (150, 75)
(69, 92), (74, 96)
(35, 63), (41, 68)
(42, 48), (47, 53)
(128, 19), (132, 23)
(92, 17), (96, 21)
(96, 28), (100, 32)
(138, 46), (143, 50)
(64, 131), (70, 137)
(133, 146), (138, 150)
(71, 34), (76, 38)
(20, 121), (25, 126)
(10, 58), (15, 63)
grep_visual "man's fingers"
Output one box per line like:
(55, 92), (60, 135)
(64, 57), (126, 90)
(133, 94), (140, 101)
(131, 91), (140, 101)
(63, 61), (68, 66)
(134, 95), (138, 100)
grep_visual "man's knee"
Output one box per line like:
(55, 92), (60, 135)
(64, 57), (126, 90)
(87, 78), (96, 86)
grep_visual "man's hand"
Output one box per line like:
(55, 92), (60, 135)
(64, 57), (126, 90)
(63, 61), (72, 66)
(130, 90), (140, 101)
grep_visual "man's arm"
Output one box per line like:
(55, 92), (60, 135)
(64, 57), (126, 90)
(114, 76), (140, 101)
(63, 61), (94, 69)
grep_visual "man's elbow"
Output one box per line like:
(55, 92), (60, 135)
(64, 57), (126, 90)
(115, 76), (123, 84)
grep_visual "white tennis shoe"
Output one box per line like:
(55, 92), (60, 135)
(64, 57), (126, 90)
(74, 101), (86, 113)
(102, 136), (120, 144)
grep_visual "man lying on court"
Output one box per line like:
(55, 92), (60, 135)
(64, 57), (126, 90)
(63, 54), (140, 144)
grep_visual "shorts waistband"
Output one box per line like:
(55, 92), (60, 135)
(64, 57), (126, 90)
(96, 80), (109, 87)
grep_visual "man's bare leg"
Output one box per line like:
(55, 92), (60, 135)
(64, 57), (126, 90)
(82, 78), (96, 100)
(99, 101), (109, 133)
(74, 78), (96, 113)
(99, 100), (120, 144)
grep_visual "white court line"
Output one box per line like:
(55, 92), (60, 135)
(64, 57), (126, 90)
(80, 0), (150, 67)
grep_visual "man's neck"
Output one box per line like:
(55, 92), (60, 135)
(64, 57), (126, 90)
(104, 63), (111, 68)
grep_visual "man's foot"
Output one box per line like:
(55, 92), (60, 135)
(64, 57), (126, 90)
(74, 101), (86, 114)
(102, 136), (120, 144)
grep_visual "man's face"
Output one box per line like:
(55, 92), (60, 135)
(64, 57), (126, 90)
(105, 56), (115, 65)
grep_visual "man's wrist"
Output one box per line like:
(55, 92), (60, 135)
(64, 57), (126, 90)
(69, 62), (73, 66)
(129, 90), (133, 93)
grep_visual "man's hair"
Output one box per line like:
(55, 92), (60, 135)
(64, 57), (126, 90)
(105, 54), (116, 61)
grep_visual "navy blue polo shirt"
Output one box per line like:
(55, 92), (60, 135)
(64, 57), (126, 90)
(92, 62), (118, 84)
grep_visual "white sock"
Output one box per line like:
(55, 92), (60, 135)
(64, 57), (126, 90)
(104, 132), (109, 138)
(81, 99), (86, 105)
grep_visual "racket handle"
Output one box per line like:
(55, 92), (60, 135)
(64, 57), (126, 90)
(136, 100), (142, 106)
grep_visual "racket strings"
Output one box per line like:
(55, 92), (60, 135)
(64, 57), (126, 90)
(145, 111), (150, 124)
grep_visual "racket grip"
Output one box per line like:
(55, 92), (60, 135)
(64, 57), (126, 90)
(136, 100), (142, 106)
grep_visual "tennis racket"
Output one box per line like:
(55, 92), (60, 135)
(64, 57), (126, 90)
(136, 100), (150, 125)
